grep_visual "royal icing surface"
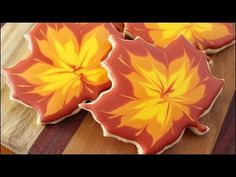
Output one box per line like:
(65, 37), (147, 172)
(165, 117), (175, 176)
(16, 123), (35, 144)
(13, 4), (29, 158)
(2, 23), (122, 123)
(80, 35), (224, 154)
(125, 23), (235, 53)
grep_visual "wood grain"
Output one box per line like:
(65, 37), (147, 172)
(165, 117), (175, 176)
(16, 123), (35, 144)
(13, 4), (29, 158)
(28, 110), (88, 154)
(212, 93), (235, 154)
(63, 113), (137, 154)
(1, 23), (44, 154)
(1, 145), (14, 154)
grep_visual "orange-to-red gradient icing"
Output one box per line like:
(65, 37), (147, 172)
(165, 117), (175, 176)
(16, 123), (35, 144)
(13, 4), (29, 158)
(80, 35), (224, 154)
(2, 23), (122, 123)
(125, 23), (235, 51)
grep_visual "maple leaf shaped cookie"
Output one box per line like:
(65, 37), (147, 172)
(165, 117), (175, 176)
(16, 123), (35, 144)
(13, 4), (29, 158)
(125, 23), (235, 54)
(80, 35), (224, 154)
(2, 23), (122, 124)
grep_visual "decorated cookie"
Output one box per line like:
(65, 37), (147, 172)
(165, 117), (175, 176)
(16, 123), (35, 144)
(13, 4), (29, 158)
(125, 23), (235, 54)
(80, 35), (224, 154)
(2, 23), (122, 124)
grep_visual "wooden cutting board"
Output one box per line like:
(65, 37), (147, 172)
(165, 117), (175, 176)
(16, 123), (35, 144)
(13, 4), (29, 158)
(1, 23), (235, 154)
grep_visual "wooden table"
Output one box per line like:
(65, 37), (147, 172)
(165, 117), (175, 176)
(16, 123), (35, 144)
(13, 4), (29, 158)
(1, 23), (235, 154)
